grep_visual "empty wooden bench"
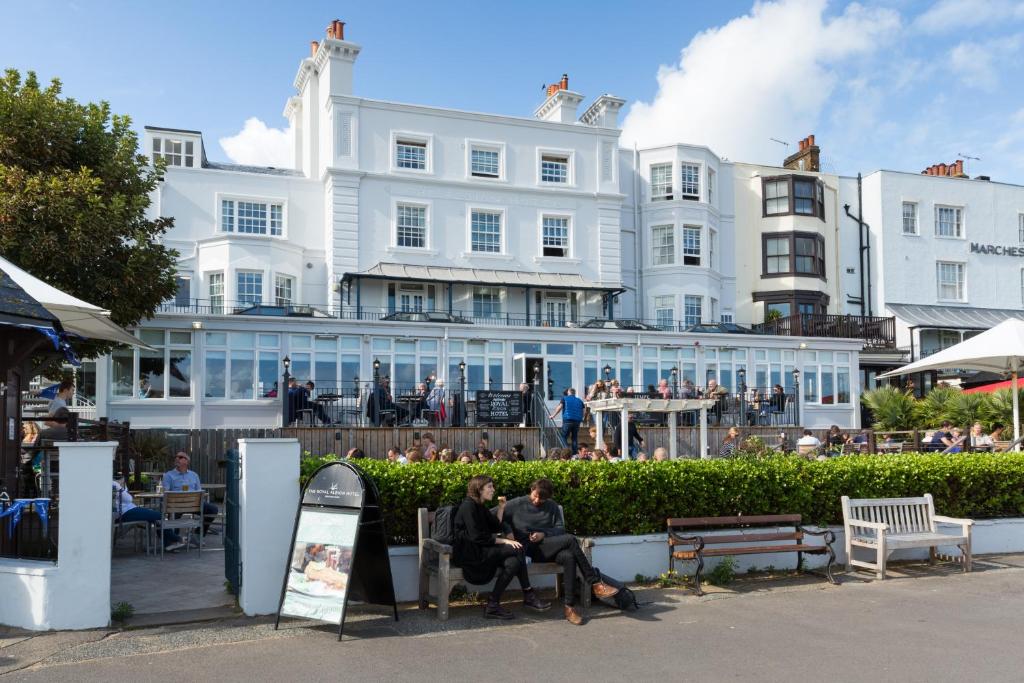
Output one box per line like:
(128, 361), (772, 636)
(417, 506), (592, 620)
(667, 514), (837, 596)
(841, 494), (973, 579)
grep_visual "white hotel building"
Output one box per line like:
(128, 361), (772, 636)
(95, 22), (864, 430)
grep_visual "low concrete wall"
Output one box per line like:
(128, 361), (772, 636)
(386, 517), (1024, 603)
(0, 442), (116, 631)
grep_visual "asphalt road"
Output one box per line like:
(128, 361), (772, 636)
(7, 559), (1024, 682)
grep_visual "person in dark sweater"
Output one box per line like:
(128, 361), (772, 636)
(453, 474), (551, 619)
(501, 478), (619, 625)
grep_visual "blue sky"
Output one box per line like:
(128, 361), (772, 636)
(2, 0), (1023, 182)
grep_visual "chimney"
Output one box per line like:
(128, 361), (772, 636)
(535, 73), (584, 124)
(783, 134), (820, 172)
(579, 93), (627, 127)
(310, 40), (319, 57)
(920, 160), (968, 178)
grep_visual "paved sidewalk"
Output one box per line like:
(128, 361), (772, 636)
(5, 554), (1024, 681)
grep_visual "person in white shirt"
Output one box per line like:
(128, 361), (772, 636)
(112, 481), (183, 551)
(47, 380), (74, 417)
(796, 429), (822, 448)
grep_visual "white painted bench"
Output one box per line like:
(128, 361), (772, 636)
(417, 506), (593, 620)
(841, 494), (973, 579)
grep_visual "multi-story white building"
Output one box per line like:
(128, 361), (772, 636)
(850, 162), (1024, 390)
(95, 21), (863, 430)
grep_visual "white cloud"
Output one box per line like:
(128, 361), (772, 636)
(219, 117), (292, 167)
(950, 35), (1023, 90)
(620, 0), (901, 163)
(915, 0), (1024, 34)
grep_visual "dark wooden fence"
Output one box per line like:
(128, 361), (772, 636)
(281, 427), (544, 459)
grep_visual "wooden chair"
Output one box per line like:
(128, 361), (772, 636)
(158, 491), (205, 557)
(417, 506), (592, 621)
(797, 444), (820, 458)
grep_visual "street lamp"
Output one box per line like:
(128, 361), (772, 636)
(737, 368), (747, 426)
(792, 368), (801, 426)
(372, 358), (381, 387)
(281, 356), (292, 428)
(458, 361), (467, 426)
(670, 366), (679, 398)
(603, 364), (612, 381)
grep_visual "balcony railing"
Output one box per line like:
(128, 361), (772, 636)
(752, 314), (896, 349)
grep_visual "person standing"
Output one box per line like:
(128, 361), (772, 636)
(452, 475), (550, 619)
(613, 414), (644, 459)
(549, 388), (585, 454)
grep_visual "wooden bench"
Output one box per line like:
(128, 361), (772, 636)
(841, 494), (973, 579)
(417, 506), (593, 620)
(667, 514), (837, 596)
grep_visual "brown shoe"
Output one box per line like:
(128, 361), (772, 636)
(592, 581), (620, 600)
(563, 604), (584, 625)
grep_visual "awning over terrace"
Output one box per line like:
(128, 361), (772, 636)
(587, 397), (718, 460)
(888, 303), (1024, 330)
(342, 262), (623, 293)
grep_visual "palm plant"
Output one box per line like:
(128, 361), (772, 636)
(860, 385), (917, 431)
(979, 387), (1024, 432)
(913, 385), (959, 428)
(942, 390), (988, 429)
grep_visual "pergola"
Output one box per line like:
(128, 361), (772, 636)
(588, 397), (718, 460)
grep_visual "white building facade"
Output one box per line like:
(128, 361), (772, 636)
(95, 22), (863, 430)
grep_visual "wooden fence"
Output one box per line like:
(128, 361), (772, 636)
(281, 427), (544, 459)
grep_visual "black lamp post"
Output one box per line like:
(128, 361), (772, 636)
(372, 358), (381, 387)
(458, 361), (467, 426)
(281, 355), (291, 427)
(670, 366), (679, 398)
(738, 368), (747, 426)
(792, 368), (801, 426)
(547, 375), (554, 401)
(531, 361), (542, 427)
(603, 364), (612, 382)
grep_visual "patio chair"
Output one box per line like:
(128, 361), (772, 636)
(157, 491), (205, 558)
(112, 487), (151, 555)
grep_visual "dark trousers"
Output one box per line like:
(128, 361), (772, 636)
(487, 544), (531, 601)
(529, 534), (598, 606)
(562, 419), (581, 453)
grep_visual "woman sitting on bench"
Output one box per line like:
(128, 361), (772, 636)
(453, 474), (550, 620)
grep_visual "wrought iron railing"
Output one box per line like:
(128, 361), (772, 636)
(753, 313), (896, 348)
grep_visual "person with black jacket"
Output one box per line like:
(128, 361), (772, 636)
(613, 414), (644, 459)
(502, 478), (619, 625)
(453, 474), (550, 619)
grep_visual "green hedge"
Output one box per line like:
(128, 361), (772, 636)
(301, 454), (1024, 545)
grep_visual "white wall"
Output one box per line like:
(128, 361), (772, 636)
(0, 442), (115, 631)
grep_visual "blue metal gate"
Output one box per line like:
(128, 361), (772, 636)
(224, 447), (241, 595)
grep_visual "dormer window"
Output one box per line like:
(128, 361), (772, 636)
(152, 137), (195, 167)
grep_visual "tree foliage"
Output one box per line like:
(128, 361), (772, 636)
(0, 69), (177, 360)
(862, 384), (1020, 432)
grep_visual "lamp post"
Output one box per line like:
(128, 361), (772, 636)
(458, 361), (467, 427)
(792, 368), (801, 426)
(281, 355), (291, 427)
(603, 364), (612, 382)
(670, 366), (679, 398)
(737, 367), (747, 427)
(547, 365), (554, 401)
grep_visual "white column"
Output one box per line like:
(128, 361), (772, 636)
(669, 412), (678, 459)
(239, 438), (300, 616)
(699, 404), (709, 459)
(621, 406), (629, 458)
(595, 408), (604, 448)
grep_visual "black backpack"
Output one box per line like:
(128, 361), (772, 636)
(432, 505), (457, 547)
(593, 569), (640, 611)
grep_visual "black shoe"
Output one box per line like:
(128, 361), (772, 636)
(523, 591), (551, 612)
(484, 602), (515, 620)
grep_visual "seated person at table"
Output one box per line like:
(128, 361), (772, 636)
(970, 422), (994, 451)
(163, 451), (219, 536)
(113, 481), (183, 552)
(926, 421), (955, 451)
(366, 377), (400, 426)
(797, 429), (822, 451)
(652, 447), (669, 462)
(304, 381), (332, 425)
(943, 426), (966, 453)
(501, 478), (619, 625)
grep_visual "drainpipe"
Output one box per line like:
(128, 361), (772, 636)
(842, 173), (873, 317)
(633, 144), (643, 320)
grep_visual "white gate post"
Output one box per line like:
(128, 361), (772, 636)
(238, 438), (300, 616)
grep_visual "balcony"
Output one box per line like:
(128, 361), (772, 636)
(752, 313), (896, 349)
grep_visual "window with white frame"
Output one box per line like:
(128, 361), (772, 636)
(542, 216), (570, 257)
(802, 351), (851, 405)
(654, 295), (674, 328)
(449, 340), (502, 394)
(650, 163), (672, 201)
(752, 348), (796, 392)
(172, 275), (191, 307)
(471, 210), (502, 253)
(540, 153), (569, 183)
(388, 283), (435, 314)
(652, 225), (674, 265)
(220, 199), (283, 236)
(680, 162), (700, 200)
(722, 311), (733, 324)
(935, 205), (963, 238)
(708, 167), (716, 204)
(1019, 213), (1024, 243)
(641, 345), (697, 390)
(396, 203), (427, 248)
(936, 261), (965, 301)
(470, 146), (500, 178)
(682, 226), (701, 266)
(704, 347), (747, 391)
(473, 286), (502, 319)
(237, 271), (263, 306)
(683, 295), (702, 327)
(710, 297), (719, 323)
(583, 344), (635, 391)
(902, 202), (918, 234)
(709, 229), (717, 270)
(395, 138), (427, 170)
(274, 274), (294, 306)
(1020, 268), (1024, 304)
(203, 331), (280, 400)
(151, 137), (195, 168)
(208, 272), (224, 313)
(110, 329), (192, 399)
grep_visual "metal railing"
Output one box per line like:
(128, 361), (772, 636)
(753, 313), (896, 348)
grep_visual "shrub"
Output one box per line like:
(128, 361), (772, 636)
(861, 386), (918, 431)
(300, 454), (1024, 545)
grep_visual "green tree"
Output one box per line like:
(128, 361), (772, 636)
(861, 385), (917, 431)
(0, 69), (177, 361)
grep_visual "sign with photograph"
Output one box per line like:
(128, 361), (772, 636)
(475, 390), (523, 425)
(275, 461), (398, 640)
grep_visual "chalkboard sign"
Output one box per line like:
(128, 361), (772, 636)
(476, 390), (523, 425)
(275, 461), (397, 640)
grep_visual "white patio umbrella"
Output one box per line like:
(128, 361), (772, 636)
(0, 255), (146, 348)
(878, 317), (1024, 445)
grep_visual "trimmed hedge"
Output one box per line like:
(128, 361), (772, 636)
(301, 454), (1024, 545)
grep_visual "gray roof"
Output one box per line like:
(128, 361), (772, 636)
(203, 162), (304, 176)
(888, 303), (1024, 329)
(344, 262), (621, 292)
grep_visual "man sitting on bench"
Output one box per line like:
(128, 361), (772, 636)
(501, 478), (618, 625)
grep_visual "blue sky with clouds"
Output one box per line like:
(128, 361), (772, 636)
(2, 0), (1023, 182)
